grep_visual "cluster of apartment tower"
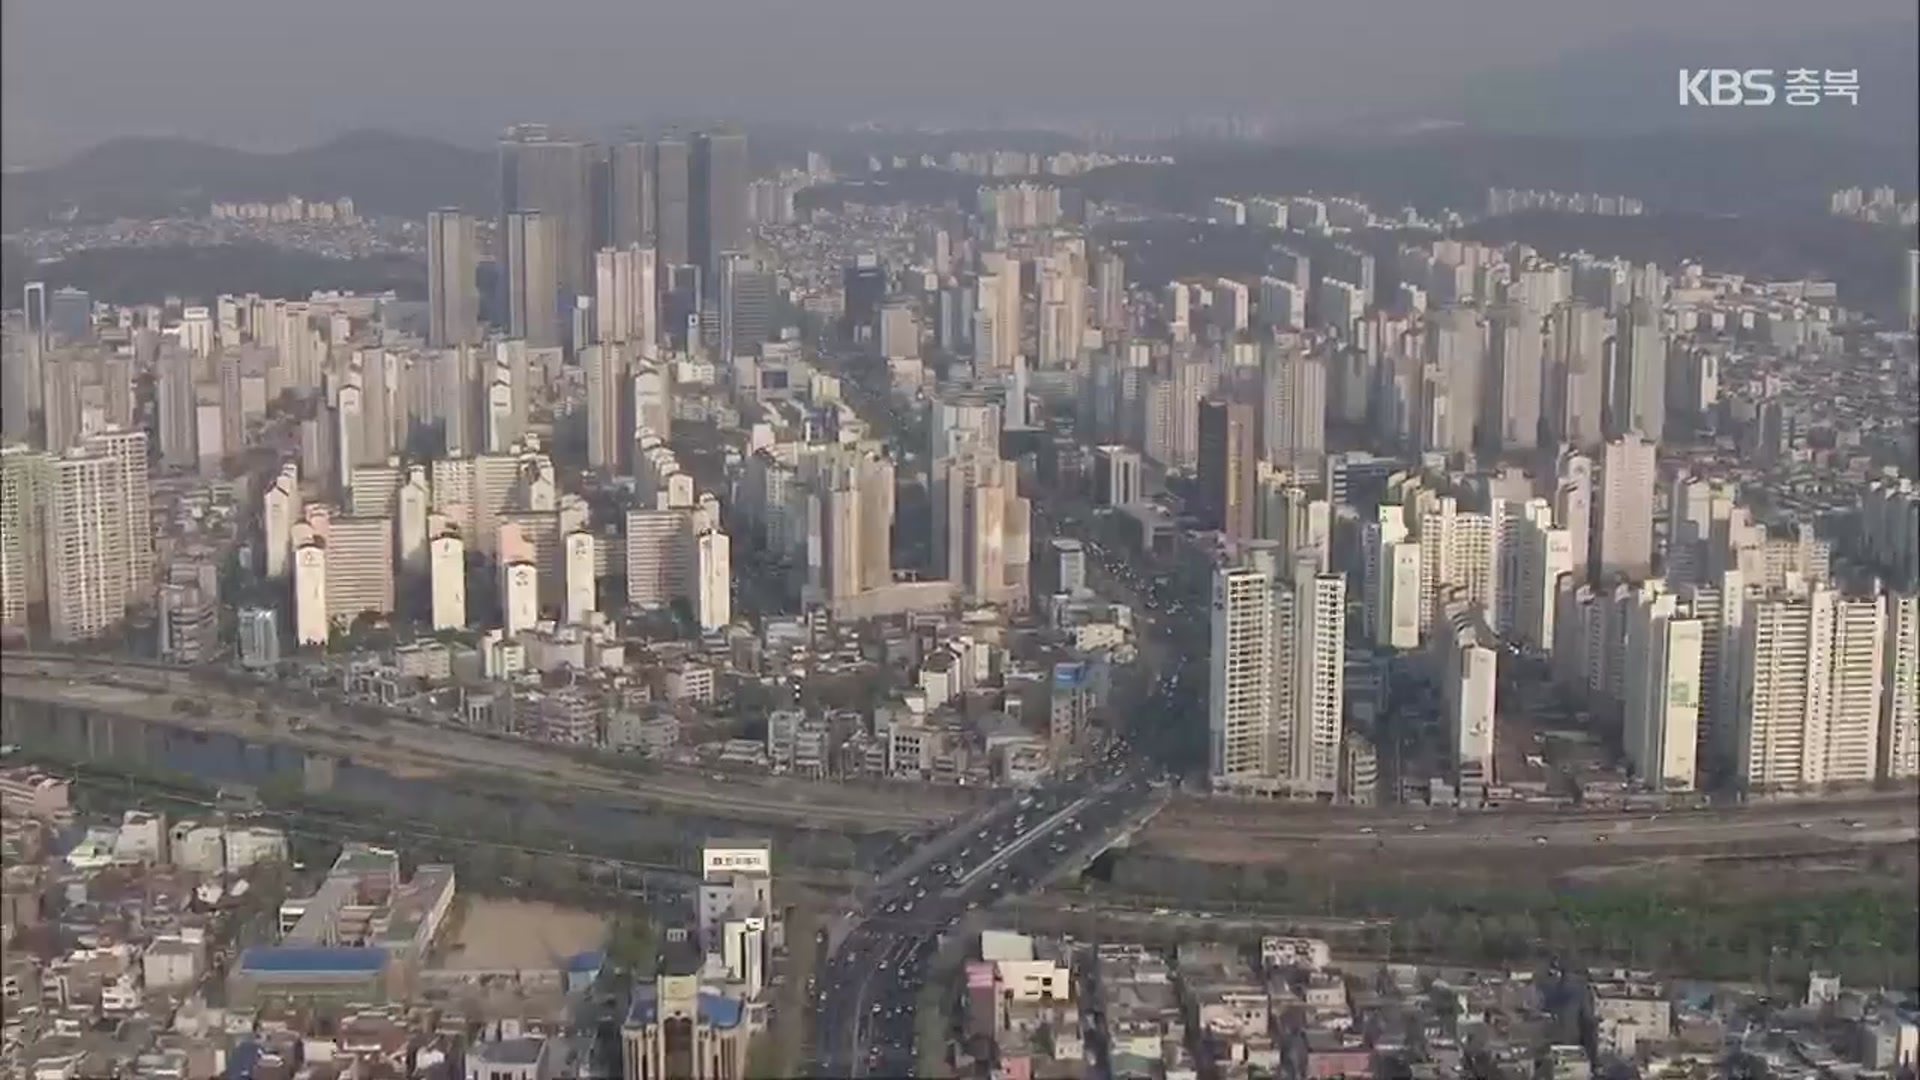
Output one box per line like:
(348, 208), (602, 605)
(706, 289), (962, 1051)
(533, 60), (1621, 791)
(1172, 243), (1915, 799)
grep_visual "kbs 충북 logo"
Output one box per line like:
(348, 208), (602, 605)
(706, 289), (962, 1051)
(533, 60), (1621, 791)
(1677, 69), (1861, 107)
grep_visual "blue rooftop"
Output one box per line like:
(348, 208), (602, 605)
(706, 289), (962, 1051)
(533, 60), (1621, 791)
(566, 950), (606, 974)
(225, 1041), (261, 1080)
(626, 986), (746, 1030)
(1053, 662), (1088, 689)
(239, 946), (388, 974)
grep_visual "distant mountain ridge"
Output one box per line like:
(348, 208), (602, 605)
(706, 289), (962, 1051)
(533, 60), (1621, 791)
(0, 130), (492, 228)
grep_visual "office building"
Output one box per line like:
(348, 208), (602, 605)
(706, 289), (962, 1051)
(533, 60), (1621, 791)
(325, 515), (395, 625)
(426, 209), (480, 347)
(626, 508), (694, 609)
(1196, 399), (1256, 541)
(691, 131), (749, 284)
(1093, 445), (1141, 508)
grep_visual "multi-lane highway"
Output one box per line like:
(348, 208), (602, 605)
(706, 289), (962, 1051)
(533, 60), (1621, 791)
(1143, 790), (1920, 858)
(811, 765), (1162, 1079)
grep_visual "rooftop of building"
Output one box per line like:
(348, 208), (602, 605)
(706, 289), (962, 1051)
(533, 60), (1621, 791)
(237, 946), (389, 974)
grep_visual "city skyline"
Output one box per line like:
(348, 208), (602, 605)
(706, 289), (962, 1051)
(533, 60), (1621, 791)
(4, 0), (1916, 163)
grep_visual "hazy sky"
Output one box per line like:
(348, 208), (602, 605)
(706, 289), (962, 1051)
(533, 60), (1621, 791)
(4, 0), (1915, 162)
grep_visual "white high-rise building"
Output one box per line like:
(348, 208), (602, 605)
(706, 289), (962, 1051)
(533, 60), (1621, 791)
(1441, 603), (1498, 782)
(396, 466), (430, 576)
(1208, 563), (1276, 785)
(1598, 433), (1656, 581)
(0, 446), (52, 630)
(1553, 448), (1594, 583)
(501, 561), (538, 635)
(293, 543), (329, 646)
(564, 530), (596, 625)
(1623, 584), (1704, 791)
(1732, 587), (1886, 791)
(429, 533), (467, 631)
(632, 364), (672, 443)
(1257, 277), (1305, 332)
(1261, 344), (1326, 472)
(594, 244), (658, 351)
(46, 448), (129, 642)
(696, 529), (732, 632)
(1377, 538), (1423, 650)
(1883, 592), (1920, 781)
(1281, 566), (1347, 795)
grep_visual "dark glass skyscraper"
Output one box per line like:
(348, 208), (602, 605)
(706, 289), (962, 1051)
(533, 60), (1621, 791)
(690, 131), (749, 284)
(608, 138), (653, 249)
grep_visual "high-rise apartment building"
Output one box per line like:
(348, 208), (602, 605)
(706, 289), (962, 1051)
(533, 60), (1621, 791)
(1597, 433), (1657, 581)
(1623, 584), (1704, 791)
(429, 532), (467, 631)
(1731, 586), (1885, 791)
(0, 445), (52, 629)
(1610, 298), (1666, 442)
(652, 136), (691, 270)
(504, 210), (561, 348)
(1883, 592), (1920, 781)
(695, 529), (731, 632)
(1441, 603), (1499, 783)
(582, 344), (630, 475)
(595, 244), (658, 349)
(46, 435), (145, 642)
(1261, 344), (1326, 472)
(1488, 304), (1543, 451)
(607, 138), (653, 249)
(1209, 562), (1275, 784)
(426, 209), (480, 348)
(1546, 301), (1607, 448)
(498, 125), (595, 300)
